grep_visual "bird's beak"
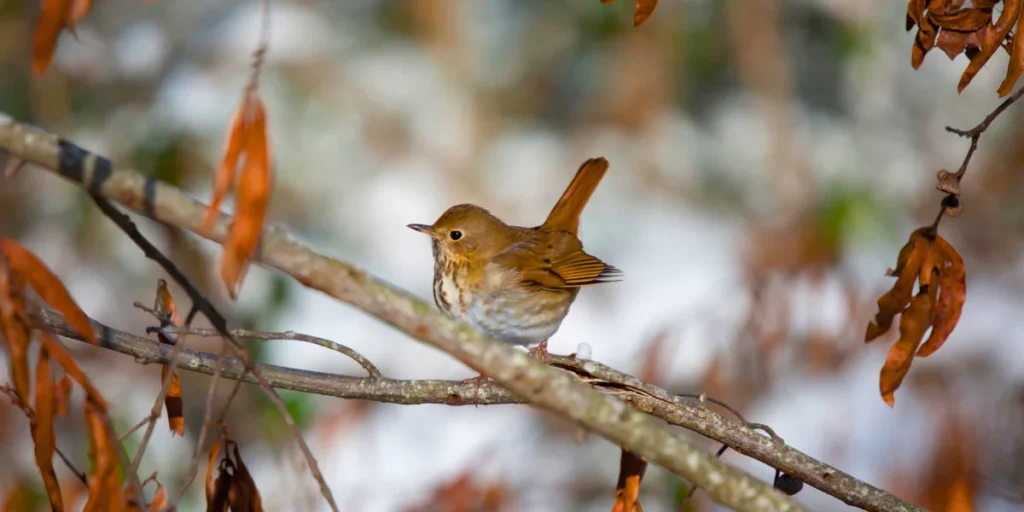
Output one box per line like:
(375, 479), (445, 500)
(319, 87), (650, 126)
(407, 224), (439, 238)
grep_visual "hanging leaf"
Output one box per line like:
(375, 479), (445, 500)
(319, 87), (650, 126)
(0, 258), (32, 405)
(149, 483), (167, 512)
(918, 237), (966, 356)
(600, 0), (659, 27)
(32, 347), (64, 512)
(55, 373), (73, 417)
(83, 398), (123, 512)
(162, 365), (185, 436)
(228, 443), (264, 512)
(220, 96), (272, 299)
(32, 0), (73, 75)
(0, 238), (96, 344)
(865, 228), (931, 342)
(611, 447), (646, 512)
(203, 106), (250, 232)
(206, 439), (224, 506)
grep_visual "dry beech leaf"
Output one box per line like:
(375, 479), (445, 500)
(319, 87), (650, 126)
(601, 0), (659, 27)
(33, 347), (64, 512)
(999, 6), (1024, 95)
(162, 365), (185, 436)
(32, 0), (73, 75)
(611, 447), (647, 512)
(83, 398), (123, 512)
(228, 443), (264, 512)
(206, 439), (224, 505)
(0, 238), (96, 344)
(919, 237), (966, 356)
(221, 96), (272, 299)
(880, 290), (934, 407)
(38, 332), (107, 408)
(55, 373), (73, 416)
(203, 105), (249, 231)
(0, 260), (33, 405)
(958, 0), (1021, 92)
(149, 483), (167, 512)
(866, 228), (931, 342)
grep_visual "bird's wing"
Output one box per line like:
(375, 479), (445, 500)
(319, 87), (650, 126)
(492, 232), (621, 290)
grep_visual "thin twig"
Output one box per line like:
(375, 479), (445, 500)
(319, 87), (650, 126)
(128, 304), (198, 475)
(181, 327), (381, 378)
(119, 413), (157, 442)
(89, 195), (340, 511)
(169, 342), (229, 509)
(0, 385), (87, 484)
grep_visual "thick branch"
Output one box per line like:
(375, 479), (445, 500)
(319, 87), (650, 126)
(32, 305), (922, 512)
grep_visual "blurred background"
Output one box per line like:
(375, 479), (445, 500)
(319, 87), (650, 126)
(1, 0), (1023, 510)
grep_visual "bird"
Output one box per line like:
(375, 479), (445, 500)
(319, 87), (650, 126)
(407, 157), (621, 368)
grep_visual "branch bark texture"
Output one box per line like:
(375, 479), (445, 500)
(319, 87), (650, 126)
(1, 111), (921, 511)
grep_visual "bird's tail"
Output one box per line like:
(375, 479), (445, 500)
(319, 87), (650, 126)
(542, 157), (609, 236)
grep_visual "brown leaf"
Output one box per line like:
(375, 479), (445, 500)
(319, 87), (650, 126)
(0, 258), (32, 405)
(220, 96), (272, 299)
(83, 398), (123, 512)
(0, 238), (96, 344)
(162, 365), (184, 436)
(55, 373), (73, 417)
(611, 447), (646, 512)
(633, 0), (658, 27)
(156, 279), (177, 325)
(906, 0), (926, 31)
(958, 0), (1021, 92)
(32, 0), (73, 75)
(880, 290), (934, 407)
(39, 332), (107, 409)
(149, 483), (167, 512)
(999, 7), (1024, 96)
(32, 347), (64, 512)
(203, 103), (250, 231)
(228, 443), (264, 512)
(206, 439), (224, 506)
(918, 237), (966, 357)
(866, 229), (931, 342)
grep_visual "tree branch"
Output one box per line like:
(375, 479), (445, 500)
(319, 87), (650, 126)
(31, 305), (922, 512)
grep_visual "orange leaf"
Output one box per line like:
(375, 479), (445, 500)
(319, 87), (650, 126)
(228, 443), (264, 512)
(221, 96), (272, 299)
(918, 237), (966, 357)
(203, 103), (250, 231)
(206, 440), (223, 505)
(880, 290), (934, 407)
(866, 229), (931, 342)
(149, 483), (167, 512)
(998, 5), (1024, 96)
(161, 365), (184, 436)
(156, 279), (177, 325)
(0, 238), (96, 344)
(32, 0), (73, 75)
(83, 398), (123, 512)
(958, 0), (1021, 92)
(633, 0), (658, 27)
(32, 347), (64, 512)
(0, 259), (33, 405)
(38, 332), (107, 409)
(611, 447), (646, 512)
(55, 373), (73, 416)
(67, 0), (93, 29)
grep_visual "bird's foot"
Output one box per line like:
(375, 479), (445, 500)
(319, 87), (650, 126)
(527, 339), (551, 363)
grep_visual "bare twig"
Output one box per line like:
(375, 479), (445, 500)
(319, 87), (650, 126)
(179, 327), (381, 378)
(32, 305), (923, 512)
(119, 413), (157, 442)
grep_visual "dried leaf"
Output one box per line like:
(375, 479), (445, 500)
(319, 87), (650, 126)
(0, 238), (96, 344)
(149, 483), (167, 512)
(0, 259), (32, 404)
(162, 365), (184, 436)
(32, 0), (73, 75)
(156, 279), (177, 325)
(32, 347), (64, 512)
(1, 481), (32, 512)
(55, 373), (72, 417)
(958, 0), (1021, 92)
(633, 0), (658, 27)
(611, 447), (646, 512)
(67, 0), (93, 29)
(228, 443), (264, 512)
(83, 398), (123, 512)
(918, 237), (966, 356)
(206, 440), (223, 505)
(220, 97), (272, 299)
(39, 332), (107, 409)
(999, 6), (1024, 96)
(880, 291), (934, 407)
(203, 103), (250, 231)
(866, 229), (931, 342)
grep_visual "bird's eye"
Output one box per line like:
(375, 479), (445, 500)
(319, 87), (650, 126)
(449, 230), (463, 241)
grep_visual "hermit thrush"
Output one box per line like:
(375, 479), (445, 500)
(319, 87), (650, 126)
(408, 157), (620, 360)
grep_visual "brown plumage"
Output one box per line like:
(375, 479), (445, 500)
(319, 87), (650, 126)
(408, 157), (620, 352)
